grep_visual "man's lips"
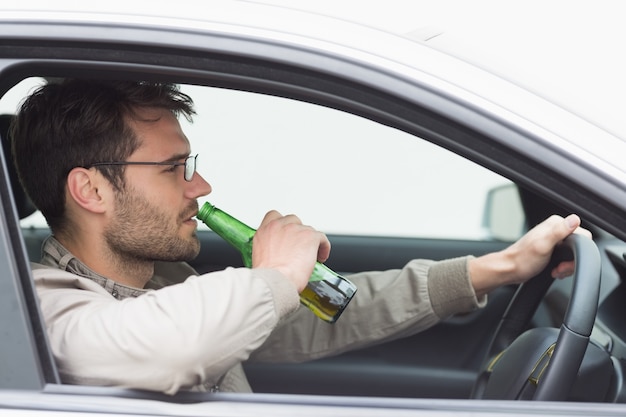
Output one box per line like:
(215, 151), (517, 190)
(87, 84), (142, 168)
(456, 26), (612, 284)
(181, 206), (199, 222)
(181, 211), (198, 226)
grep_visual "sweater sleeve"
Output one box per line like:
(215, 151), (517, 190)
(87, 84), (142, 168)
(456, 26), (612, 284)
(428, 256), (486, 318)
(250, 256), (484, 363)
(32, 264), (299, 394)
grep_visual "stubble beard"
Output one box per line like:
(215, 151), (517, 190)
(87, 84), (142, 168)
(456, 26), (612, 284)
(104, 191), (200, 264)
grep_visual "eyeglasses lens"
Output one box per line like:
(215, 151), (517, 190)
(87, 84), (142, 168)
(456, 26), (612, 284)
(185, 155), (197, 181)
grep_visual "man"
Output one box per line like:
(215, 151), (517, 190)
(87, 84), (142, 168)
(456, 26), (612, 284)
(11, 79), (587, 394)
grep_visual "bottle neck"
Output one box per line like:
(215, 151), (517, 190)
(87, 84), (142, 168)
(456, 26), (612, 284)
(197, 202), (255, 266)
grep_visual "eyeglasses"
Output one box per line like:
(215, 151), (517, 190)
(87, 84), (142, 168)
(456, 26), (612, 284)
(87, 154), (198, 182)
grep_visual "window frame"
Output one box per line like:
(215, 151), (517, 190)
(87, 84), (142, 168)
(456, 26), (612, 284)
(0, 26), (624, 395)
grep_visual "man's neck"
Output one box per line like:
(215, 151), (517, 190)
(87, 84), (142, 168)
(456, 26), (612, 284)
(55, 234), (154, 289)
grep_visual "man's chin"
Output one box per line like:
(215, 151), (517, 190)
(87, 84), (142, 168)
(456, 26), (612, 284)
(156, 238), (200, 263)
(179, 241), (201, 262)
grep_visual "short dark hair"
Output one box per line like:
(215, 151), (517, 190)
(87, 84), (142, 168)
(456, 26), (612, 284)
(11, 79), (195, 232)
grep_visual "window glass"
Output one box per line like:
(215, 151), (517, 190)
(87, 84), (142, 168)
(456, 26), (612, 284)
(180, 85), (518, 240)
(3, 80), (522, 241)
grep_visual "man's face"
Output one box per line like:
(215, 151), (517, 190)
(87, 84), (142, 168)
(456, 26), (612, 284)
(103, 108), (212, 263)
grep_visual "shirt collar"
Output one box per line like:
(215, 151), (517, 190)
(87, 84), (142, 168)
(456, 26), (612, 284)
(40, 235), (154, 300)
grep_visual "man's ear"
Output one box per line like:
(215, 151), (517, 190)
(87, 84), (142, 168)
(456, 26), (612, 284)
(66, 167), (108, 214)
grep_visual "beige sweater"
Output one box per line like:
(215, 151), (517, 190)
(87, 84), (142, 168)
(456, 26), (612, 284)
(33, 236), (483, 394)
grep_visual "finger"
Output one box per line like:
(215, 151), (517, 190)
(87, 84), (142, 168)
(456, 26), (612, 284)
(260, 209), (283, 226)
(564, 214), (581, 231)
(281, 213), (304, 225)
(317, 233), (331, 263)
(573, 227), (593, 239)
(551, 260), (575, 279)
(542, 214), (582, 247)
(556, 214), (581, 241)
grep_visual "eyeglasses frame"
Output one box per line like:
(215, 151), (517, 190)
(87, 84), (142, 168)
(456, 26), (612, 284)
(86, 154), (198, 182)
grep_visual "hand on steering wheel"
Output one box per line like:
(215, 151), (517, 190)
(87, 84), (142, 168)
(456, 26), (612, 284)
(471, 234), (601, 400)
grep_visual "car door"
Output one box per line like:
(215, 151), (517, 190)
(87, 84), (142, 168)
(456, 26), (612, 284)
(179, 85), (526, 398)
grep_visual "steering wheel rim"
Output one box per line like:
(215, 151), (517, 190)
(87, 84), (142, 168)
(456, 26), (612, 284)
(471, 233), (601, 400)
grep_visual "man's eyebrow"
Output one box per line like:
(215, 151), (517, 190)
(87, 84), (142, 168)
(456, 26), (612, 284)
(161, 152), (190, 163)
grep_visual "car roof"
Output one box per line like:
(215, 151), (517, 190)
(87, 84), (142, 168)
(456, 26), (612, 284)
(248, 1), (626, 140)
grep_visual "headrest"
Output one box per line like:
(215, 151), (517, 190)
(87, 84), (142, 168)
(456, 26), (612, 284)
(0, 114), (37, 219)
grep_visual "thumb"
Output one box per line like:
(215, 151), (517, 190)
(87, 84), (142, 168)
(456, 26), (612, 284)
(564, 214), (580, 233)
(548, 214), (580, 240)
(563, 214), (593, 239)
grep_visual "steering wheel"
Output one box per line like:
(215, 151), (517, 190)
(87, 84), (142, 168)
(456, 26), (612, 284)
(471, 234), (601, 400)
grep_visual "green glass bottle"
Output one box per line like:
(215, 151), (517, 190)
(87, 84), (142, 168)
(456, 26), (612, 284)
(197, 201), (357, 323)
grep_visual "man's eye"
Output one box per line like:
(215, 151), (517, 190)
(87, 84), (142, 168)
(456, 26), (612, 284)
(166, 164), (179, 173)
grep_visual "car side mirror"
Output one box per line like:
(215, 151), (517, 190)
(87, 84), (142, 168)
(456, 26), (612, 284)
(482, 183), (526, 241)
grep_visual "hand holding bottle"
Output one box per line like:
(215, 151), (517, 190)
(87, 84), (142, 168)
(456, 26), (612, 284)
(197, 202), (357, 323)
(253, 210), (332, 292)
